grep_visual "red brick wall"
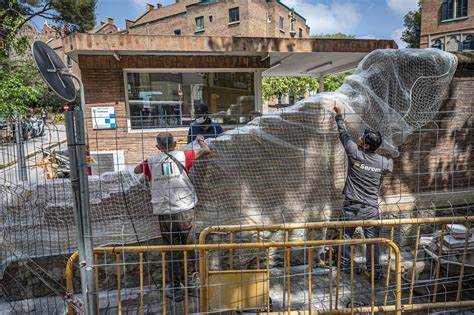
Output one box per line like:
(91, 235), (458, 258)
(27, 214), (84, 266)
(185, 0), (251, 37)
(80, 53), (474, 197)
(420, 0), (474, 48)
(381, 66), (474, 196)
(128, 0), (310, 38)
(80, 54), (266, 164)
(129, 14), (189, 35)
(80, 67), (153, 164)
(254, 0), (309, 38)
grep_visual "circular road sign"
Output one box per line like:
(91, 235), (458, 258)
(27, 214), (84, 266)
(32, 40), (76, 102)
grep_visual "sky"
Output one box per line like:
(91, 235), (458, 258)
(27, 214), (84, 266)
(36, 0), (419, 48)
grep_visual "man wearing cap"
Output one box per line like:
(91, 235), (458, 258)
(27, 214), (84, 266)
(134, 132), (210, 301)
(333, 104), (393, 282)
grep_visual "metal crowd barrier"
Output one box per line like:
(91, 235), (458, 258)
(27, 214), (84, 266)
(65, 239), (402, 314)
(199, 216), (474, 313)
(65, 216), (474, 314)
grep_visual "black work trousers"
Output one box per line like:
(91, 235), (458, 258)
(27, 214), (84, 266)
(158, 209), (196, 286)
(339, 201), (381, 274)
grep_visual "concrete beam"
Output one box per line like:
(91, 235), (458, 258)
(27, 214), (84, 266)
(63, 33), (398, 60)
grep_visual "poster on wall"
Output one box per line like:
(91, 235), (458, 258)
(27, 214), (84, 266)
(91, 107), (116, 130)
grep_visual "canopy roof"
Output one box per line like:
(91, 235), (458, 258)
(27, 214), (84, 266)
(63, 34), (397, 76)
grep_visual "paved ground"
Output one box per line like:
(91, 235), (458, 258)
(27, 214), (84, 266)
(0, 124), (66, 184)
(0, 124), (66, 166)
(2, 265), (474, 314)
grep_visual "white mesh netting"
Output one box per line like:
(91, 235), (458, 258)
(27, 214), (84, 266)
(0, 48), (458, 271)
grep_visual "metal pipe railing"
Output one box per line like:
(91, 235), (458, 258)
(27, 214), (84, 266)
(65, 216), (474, 314)
(66, 238), (402, 314)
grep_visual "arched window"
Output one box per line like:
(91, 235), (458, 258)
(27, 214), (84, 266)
(431, 39), (444, 50)
(463, 35), (474, 51)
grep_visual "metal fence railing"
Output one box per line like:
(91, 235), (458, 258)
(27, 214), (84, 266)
(199, 216), (474, 314)
(66, 238), (402, 314)
(63, 217), (474, 314)
(2, 107), (474, 313)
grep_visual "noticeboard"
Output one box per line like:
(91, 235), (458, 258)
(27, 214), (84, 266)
(91, 107), (116, 130)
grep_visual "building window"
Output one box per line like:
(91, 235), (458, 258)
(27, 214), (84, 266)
(67, 56), (72, 67)
(279, 16), (284, 32)
(229, 7), (240, 23)
(174, 29), (181, 35)
(299, 28), (303, 38)
(126, 71), (255, 129)
(195, 16), (204, 32)
(463, 35), (474, 50)
(456, 0), (468, 18)
(431, 39), (445, 50)
(209, 15), (213, 22)
(441, 0), (468, 21)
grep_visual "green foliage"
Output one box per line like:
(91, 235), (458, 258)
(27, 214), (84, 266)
(0, 67), (40, 117)
(1, 0), (96, 58)
(0, 56), (65, 116)
(49, 112), (65, 124)
(0, 15), (30, 58)
(324, 73), (348, 92)
(312, 33), (356, 39)
(262, 73), (350, 100)
(263, 77), (318, 100)
(0, 0), (89, 115)
(401, 1), (421, 48)
(15, 60), (67, 110)
(50, 0), (97, 32)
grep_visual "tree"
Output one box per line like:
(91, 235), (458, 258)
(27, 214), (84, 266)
(0, 66), (40, 118)
(0, 0), (93, 115)
(401, 1), (421, 48)
(324, 73), (349, 92)
(263, 77), (318, 101)
(14, 59), (66, 111)
(1, 0), (96, 33)
(262, 73), (350, 102)
(1, 0), (96, 56)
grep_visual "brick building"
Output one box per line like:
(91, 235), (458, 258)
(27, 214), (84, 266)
(57, 0), (395, 174)
(47, 18), (119, 77)
(126, 0), (310, 38)
(62, 33), (395, 172)
(421, 0), (474, 51)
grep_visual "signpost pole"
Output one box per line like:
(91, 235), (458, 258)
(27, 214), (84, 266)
(31, 41), (96, 313)
(66, 74), (97, 315)
(15, 113), (28, 182)
(64, 111), (89, 312)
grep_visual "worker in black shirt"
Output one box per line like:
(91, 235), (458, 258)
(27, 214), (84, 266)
(334, 104), (393, 281)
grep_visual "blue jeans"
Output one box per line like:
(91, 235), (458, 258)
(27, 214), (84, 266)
(339, 201), (381, 275)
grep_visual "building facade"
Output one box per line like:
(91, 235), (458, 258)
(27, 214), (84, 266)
(421, 0), (474, 51)
(63, 33), (395, 172)
(126, 0), (310, 38)
(55, 0), (395, 173)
